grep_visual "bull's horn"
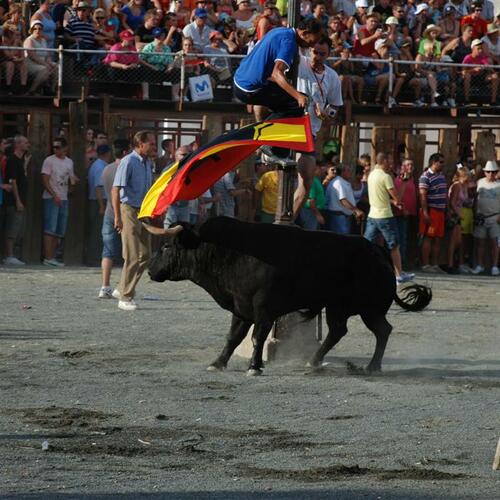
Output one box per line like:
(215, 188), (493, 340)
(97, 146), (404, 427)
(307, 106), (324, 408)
(142, 222), (184, 236)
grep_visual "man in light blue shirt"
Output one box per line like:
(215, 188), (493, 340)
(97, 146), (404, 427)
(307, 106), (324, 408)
(87, 144), (111, 265)
(111, 131), (155, 311)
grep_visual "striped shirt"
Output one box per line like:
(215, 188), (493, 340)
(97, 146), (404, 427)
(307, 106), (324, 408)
(65, 16), (96, 47)
(419, 168), (447, 210)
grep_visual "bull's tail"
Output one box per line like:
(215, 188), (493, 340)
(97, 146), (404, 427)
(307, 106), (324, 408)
(394, 284), (432, 312)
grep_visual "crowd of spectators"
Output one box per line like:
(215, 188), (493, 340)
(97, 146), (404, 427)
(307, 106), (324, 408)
(1, 127), (499, 300)
(1, 0), (499, 104)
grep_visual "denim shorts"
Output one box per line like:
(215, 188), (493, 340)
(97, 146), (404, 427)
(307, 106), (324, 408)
(101, 214), (121, 259)
(364, 216), (399, 249)
(43, 198), (69, 238)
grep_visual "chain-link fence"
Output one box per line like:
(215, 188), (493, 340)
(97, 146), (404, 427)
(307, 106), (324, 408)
(1, 45), (499, 107)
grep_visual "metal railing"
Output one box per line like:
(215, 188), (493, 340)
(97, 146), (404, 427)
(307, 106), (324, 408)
(1, 45), (499, 107)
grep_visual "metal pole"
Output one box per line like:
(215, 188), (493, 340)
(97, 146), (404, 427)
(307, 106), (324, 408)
(57, 44), (64, 103)
(179, 53), (185, 112)
(274, 0), (301, 226)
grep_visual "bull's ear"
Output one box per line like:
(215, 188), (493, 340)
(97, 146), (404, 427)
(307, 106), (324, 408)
(177, 226), (201, 249)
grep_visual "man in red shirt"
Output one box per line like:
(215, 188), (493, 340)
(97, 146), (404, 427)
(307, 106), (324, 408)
(462, 38), (498, 104)
(353, 13), (384, 57)
(460, 2), (488, 39)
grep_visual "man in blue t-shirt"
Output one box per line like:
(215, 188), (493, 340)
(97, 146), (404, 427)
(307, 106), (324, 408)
(234, 17), (323, 122)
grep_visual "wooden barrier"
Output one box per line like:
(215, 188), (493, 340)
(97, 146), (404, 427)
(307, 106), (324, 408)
(371, 126), (395, 162)
(340, 125), (359, 172)
(438, 128), (459, 182)
(473, 130), (497, 167)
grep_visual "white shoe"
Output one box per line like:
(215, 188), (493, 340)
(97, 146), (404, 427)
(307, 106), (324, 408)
(4, 256), (25, 266)
(43, 258), (64, 267)
(459, 264), (472, 274)
(448, 98), (456, 107)
(491, 266), (500, 276)
(420, 264), (435, 273)
(112, 288), (121, 299)
(118, 299), (137, 311)
(388, 96), (397, 107)
(414, 98), (425, 107)
(430, 102), (439, 107)
(471, 265), (484, 275)
(98, 286), (113, 299)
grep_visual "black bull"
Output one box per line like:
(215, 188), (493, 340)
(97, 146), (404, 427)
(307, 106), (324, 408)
(146, 217), (432, 375)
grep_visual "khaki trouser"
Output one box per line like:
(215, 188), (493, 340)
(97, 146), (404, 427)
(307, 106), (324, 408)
(118, 203), (151, 301)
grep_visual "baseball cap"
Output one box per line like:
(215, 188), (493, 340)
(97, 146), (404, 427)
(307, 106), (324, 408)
(355, 0), (369, 7)
(444, 5), (457, 15)
(375, 38), (388, 51)
(194, 7), (208, 18)
(77, 1), (90, 9)
(119, 30), (134, 40)
(471, 38), (483, 47)
(385, 16), (399, 25)
(152, 27), (166, 38)
(415, 3), (429, 15)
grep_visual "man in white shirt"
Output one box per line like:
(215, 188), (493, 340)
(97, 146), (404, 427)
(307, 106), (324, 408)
(325, 163), (364, 234)
(297, 35), (343, 138)
(182, 8), (211, 51)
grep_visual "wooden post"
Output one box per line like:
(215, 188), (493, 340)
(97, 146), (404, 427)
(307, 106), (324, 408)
(340, 125), (359, 172)
(202, 114), (223, 143)
(102, 97), (123, 145)
(237, 117), (256, 222)
(438, 128), (459, 182)
(473, 130), (497, 167)
(23, 112), (51, 263)
(64, 101), (88, 265)
(371, 126), (395, 163)
(404, 133), (426, 179)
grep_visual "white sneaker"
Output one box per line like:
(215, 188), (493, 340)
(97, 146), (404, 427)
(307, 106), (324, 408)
(491, 266), (500, 276)
(388, 96), (397, 107)
(112, 288), (121, 299)
(43, 258), (64, 267)
(448, 98), (456, 107)
(420, 264), (435, 273)
(430, 102), (439, 107)
(459, 264), (472, 274)
(4, 256), (25, 266)
(118, 299), (137, 311)
(98, 286), (113, 299)
(414, 98), (425, 107)
(471, 265), (485, 275)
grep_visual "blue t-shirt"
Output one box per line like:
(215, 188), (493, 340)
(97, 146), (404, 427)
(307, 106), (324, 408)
(88, 158), (107, 201)
(234, 27), (297, 92)
(113, 150), (153, 208)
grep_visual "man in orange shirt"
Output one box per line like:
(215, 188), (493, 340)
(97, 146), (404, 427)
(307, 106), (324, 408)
(460, 2), (488, 39)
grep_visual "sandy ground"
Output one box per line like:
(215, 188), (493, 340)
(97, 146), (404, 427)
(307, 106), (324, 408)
(0, 265), (499, 499)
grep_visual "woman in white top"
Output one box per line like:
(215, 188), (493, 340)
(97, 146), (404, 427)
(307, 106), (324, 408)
(232, 0), (255, 31)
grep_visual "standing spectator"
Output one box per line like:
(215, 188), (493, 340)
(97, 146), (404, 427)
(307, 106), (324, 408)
(373, 0), (393, 24)
(364, 152), (414, 283)
(460, 1), (488, 39)
(394, 159), (417, 268)
(306, 1), (329, 29)
(232, 0), (256, 32)
(254, 165), (279, 223)
(182, 8), (211, 51)
(419, 152), (447, 273)
(121, 0), (146, 32)
(30, 0), (57, 49)
(213, 170), (251, 218)
(164, 146), (191, 227)
(154, 138), (174, 173)
(325, 163), (364, 234)
(97, 139), (130, 298)
(297, 36), (343, 138)
(41, 137), (79, 267)
(471, 160), (500, 275)
(3, 135), (29, 266)
(87, 144), (112, 266)
(111, 130), (155, 311)
(446, 165), (470, 273)
(298, 163), (326, 230)
(255, 3), (281, 41)
(65, 2), (99, 50)
(462, 38), (498, 105)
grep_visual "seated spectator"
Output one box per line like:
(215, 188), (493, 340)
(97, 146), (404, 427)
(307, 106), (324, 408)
(384, 15), (404, 56)
(436, 54), (457, 107)
(170, 36), (205, 101)
(372, 0), (393, 24)
(217, 0), (235, 18)
(462, 38), (498, 104)
(232, 0), (256, 32)
(396, 41), (425, 106)
(415, 40), (440, 106)
(255, 2), (281, 41)
(164, 12), (182, 53)
(3, 3), (28, 39)
(107, 0), (127, 34)
(173, 0), (191, 30)
(418, 23), (442, 56)
(328, 15), (349, 45)
(352, 13), (382, 58)
(300, 0), (313, 17)
(23, 20), (57, 95)
(182, 8), (211, 51)
(306, 1), (329, 29)
(482, 24), (500, 64)
(140, 27), (174, 80)
(191, 0), (218, 27)
(1, 25), (28, 94)
(460, 1), (488, 39)
(411, 3), (433, 47)
(439, 4), (460, 43)
(203, 31), (232, 84)
(325, 163), (364, 234)
(391, 3), (411, 39)
(330, 43), (364, 103)
(30, 0), (57, 49)
(442, 23), (473, 62)
(347, 0), (368, 37)
(121, 0), (146, 32)
(134, 9), (160, 50)
(93, 8), (117, 48)
(444, 0), (469, 19)
(220, 15), (247, 54)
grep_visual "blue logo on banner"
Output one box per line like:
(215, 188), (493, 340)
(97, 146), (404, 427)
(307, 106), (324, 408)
(195, 80), (210, 92)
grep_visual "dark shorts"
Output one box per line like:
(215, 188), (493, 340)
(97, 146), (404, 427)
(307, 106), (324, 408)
(4, 205), (25, 239)
(233, 81), (304, 118)
(43, 198), (69, 238)
(364, 216), (399, 250)
(101, 214), (121, 260)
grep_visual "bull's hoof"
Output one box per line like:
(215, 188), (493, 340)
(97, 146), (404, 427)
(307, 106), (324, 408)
(305, 361), (320, 369)
(365, 365), (382, 375)
(207, 364), (224, 372)
(246, 368), (263, 377)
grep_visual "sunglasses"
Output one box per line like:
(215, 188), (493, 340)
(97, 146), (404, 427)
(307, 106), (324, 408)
(485, 170), (497, 173)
